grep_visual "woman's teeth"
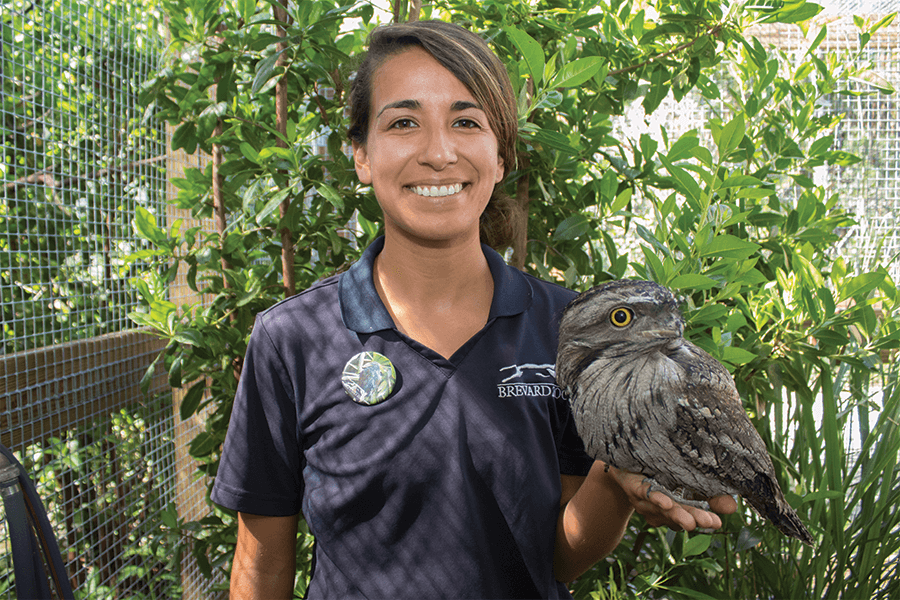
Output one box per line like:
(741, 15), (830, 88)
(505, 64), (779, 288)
(410, 183), (464, 197)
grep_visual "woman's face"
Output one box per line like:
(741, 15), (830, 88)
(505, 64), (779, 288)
(352, 46), (504, 246)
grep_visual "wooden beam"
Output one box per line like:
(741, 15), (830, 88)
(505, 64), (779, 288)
(0, 330), (167, 449)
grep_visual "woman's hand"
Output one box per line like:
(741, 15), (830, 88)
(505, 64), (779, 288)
(554, 463), (738, 584)
(608, 466), (737, 531)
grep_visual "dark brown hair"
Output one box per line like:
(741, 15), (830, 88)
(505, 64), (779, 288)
(347, 20), (522, 250)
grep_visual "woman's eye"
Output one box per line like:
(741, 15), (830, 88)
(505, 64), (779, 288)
(454, 118), (481, 129)
(390, 119), (417, 129)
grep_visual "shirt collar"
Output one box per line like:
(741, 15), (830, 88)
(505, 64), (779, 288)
(339, 236), (533, 334)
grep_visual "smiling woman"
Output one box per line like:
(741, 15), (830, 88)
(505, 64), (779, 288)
(348, 20), (520, 251)
(351, 46), (504, 248)
(211, 19), (734, 600)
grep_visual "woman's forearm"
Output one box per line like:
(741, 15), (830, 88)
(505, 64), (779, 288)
(554, 462), (634, 584)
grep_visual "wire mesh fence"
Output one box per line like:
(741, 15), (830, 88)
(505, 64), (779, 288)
(1, 0), (219, 597)
(635, 1), (900, 280)
(0, 0), (898, 598)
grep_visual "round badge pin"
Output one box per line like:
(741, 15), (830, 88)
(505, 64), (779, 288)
(342, 351), (396, 406)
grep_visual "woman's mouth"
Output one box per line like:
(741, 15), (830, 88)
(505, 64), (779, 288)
(408, 183), (465, 197)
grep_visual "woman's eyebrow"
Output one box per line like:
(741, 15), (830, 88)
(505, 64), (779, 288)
(376, 99), (485, 118)
(451, 100), (484, 112)
(377, 99), (421, 117)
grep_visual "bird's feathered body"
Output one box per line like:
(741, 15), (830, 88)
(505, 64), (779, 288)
(557, 280), (813, 545)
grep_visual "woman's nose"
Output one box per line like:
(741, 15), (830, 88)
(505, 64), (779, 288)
(417, 126), (457, 170)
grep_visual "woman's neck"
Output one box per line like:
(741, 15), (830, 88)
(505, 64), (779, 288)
(373, 231), (494, 359)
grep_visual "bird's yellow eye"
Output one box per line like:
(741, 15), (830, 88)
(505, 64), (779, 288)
(610, 307), (634, 327)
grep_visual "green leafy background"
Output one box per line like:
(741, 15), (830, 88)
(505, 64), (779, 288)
(130, 0), (900, 597)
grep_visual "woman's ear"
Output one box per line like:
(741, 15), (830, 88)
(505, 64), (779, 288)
(352, 141), (372, 184)
(495, 153), (504, 183)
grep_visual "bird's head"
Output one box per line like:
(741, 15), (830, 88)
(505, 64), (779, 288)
(558, 280), (685, 354)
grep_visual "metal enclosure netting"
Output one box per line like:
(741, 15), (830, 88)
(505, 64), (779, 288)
(744, 5), (900, 280)
(614, 1), (900, 281)
(0, 0), (898, 599)
(1, 0), (219, 598)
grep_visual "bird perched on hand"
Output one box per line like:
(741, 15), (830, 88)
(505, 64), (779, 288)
(556, 279), (814, 545)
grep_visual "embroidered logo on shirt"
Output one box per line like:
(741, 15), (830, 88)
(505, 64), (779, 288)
(497, 363), (564, 398)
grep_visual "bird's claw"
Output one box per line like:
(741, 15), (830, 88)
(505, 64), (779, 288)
(641, 477), (655, 500)
(641, 478), (712, 510)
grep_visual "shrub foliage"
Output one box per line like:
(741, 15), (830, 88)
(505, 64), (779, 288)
(133, 0), (899, 597)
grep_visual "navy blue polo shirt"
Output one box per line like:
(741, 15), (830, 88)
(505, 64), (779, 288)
(212, 237), (594, 599)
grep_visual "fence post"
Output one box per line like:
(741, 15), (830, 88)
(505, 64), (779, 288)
(164, 127), (222, 599)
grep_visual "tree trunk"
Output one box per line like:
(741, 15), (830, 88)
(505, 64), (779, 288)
(275, 0), (295, 298)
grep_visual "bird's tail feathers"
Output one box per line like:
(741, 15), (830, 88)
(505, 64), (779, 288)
(748, 493), (815, 546)
(770, 501), (814, 546)
(744, 473), (815, 546)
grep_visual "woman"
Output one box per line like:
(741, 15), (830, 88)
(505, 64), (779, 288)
(212, 20), (735, 599)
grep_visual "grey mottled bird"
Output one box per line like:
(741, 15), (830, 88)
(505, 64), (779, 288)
(556, 279), (814, 545)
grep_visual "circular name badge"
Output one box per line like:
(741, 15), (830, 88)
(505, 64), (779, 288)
(341, 351), (396, 406)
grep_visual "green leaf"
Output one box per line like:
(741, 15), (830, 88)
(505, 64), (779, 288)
(168, 353), (183, 388)
(769, 1), (823, 24)
(670, 273), (718, 291)
(808, 134), (834, 157)
(180, 380), (206, 421)
(643, 65), (670, 115)
(504, 27), (544, 86)
(550, 57), (605, 89)
(238, 0), (256, 23)
(317, 184), (345, 210)
(256, 187), (291, 224)
(799, 489), (843, 503)
(258, 145), (296, 163)
(173, 330), (204, 347)
(535, 89), (563, 110)
(683, 534), (712, 557)
(822, 150), (862, 166)
(806, 25), (828, 55)
(636, 224), (671, 259)
(554, 213), (591, 242)
(610, 187), (632, 213)
(133, 206), (167, 245)
(527, 127), (578, 152)
(722, 346), (757, 365)
(668, 132), (700, 162)
(840, 272), (886, 301)
(658, 153), (703, 208)
(161, 504), (178, 529)
(639, 134), (658, 163)
(240, 142), (261, 164)
(717, 113), (746, 158)
(189, 432), (218, 458)
(172, 121), (197, 154)
(139, 354), (161, 396)
(664, 586), (718, 600)
(640, 245), (668, 283)
(253, 47), (288, 93)
(735, 187), (775, 199)
(721, 174), (764, 188)
(699, 235), (760, 260)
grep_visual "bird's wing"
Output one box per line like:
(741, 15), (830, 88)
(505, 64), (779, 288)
(660, 342), (778, 497)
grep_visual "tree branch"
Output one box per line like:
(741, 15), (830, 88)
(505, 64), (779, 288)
(275, 0), (296, 298)
(608, 23), (723, 77)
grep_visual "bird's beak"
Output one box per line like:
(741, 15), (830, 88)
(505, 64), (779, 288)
(640, 329), (679, 339)
(640, 316), (684, 339)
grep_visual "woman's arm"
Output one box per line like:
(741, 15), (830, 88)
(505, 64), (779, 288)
(554, 462), (737, 584)
(231, 512), (300, 600)
(554, 463), (633, 584)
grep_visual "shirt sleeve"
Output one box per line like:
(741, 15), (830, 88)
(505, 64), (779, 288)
(211, 315), (304, 516)
(554, 394), (595, 477)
